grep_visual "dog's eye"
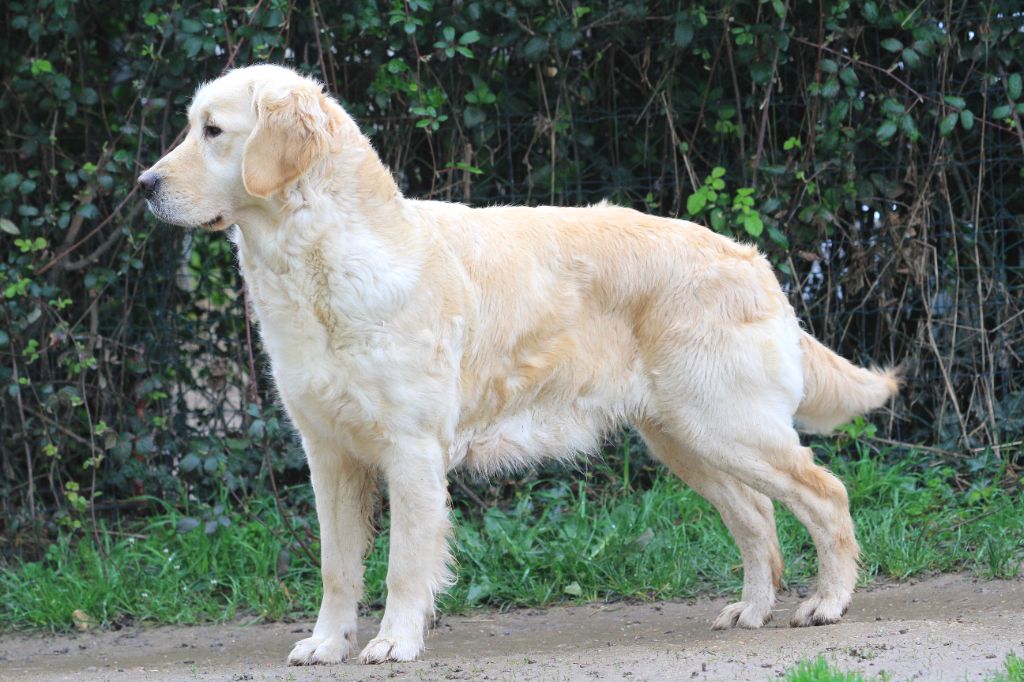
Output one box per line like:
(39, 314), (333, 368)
(204, 125), (223, 139)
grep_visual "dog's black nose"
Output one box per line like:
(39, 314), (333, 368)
(138, 170), (160, 199)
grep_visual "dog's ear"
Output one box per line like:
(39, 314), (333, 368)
(242, 79), (336, 198)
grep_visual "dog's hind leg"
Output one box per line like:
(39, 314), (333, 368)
(640, 423), (782, 629)
(360, 436), (453, 663)
(288, 437), (375, 665)
(661, 413), (859, 627)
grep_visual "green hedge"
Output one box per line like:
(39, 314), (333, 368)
(1, 1), (1022, 536)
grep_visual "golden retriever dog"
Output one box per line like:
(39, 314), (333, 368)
(140, 64), (899, 665)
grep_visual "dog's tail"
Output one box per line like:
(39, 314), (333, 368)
(794, 331), (900, 434)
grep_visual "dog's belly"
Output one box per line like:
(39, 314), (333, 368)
(454, 409), (602, 474)
(452, 376), (647, 474)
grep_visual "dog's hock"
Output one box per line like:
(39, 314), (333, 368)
(242, 80), (337, 199)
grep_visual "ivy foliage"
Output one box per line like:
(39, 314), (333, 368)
(1, 1), (1022, 538)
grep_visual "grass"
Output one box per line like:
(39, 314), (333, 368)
(1, 441), (1022, 632)
(783, 657), (870, 682)
(780, 651), (1024, 682)
(987, 652), (1024, 682)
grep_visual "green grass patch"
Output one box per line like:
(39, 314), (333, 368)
(782, 657), (870, 682)
(1, 445), (1022, 631)
(987, 651), (1024, 682)
(780, 650), (1024, 682)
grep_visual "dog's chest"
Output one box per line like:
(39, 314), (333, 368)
(242, 258), (448, 438)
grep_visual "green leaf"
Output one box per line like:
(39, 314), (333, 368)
(711, 166), (726, 179)
(901, 48), (920, 69)
(686, 193), (707, 214)
(460, 30), (481, 45)
(960, 109), (974, 131)
(463, 105), (486, 128)
(443, 26), (455, 42)
(767, 224), (789, 248)
(30, 59), (53, 76)
(563, 581), (582, 596)
(881, 99), (905, 116)
(881, 38), (903, 53)
(1, 173), (20, 191)
(183, 35), (203, 57)
(710, 208), (727, 233)
(876, 120), (898, 143)
(144, 12), (159, 27)
(180, 18), (202, 33)
(1008, 73), (1022, 101)
(743, 213), (764, 237)
(912, 39), (935, 57)
(0, 218), (20, 235)
(863, 1), (879, 22)
(523, 36), (549, 62)
(943, 95), (966, 110)
(751, 62), (772, 84)
(992, 104), (1012, 119)
(939, 112), (958, 136)
(135, 434), (156, 455)
(899, 114), (919, 140)
(466, 582), (490, 604)
(180, 454), (201, 472)
(820, 59), (838, 74)
(262, 9), (284, 28)
(673, 21), (694, 48)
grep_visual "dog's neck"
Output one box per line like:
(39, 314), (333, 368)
(235, 119), (405, 250)
(230, 128), (424, 323)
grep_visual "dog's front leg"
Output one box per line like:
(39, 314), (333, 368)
(288, 437), (375, 665)
(360, 437), (452, 663)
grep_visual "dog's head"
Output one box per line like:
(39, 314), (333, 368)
(139, 64), (341, 230)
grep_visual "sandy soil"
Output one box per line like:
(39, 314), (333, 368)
(1, 574), (1021, 681)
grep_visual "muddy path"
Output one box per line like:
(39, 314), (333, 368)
(1, 574), (1022, 681)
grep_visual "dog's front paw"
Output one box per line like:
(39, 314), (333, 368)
(287, 634), (353, 666)
(789, 591), (850, 627)
(711, 600), (773, 630)
(358, 634), (423, 663)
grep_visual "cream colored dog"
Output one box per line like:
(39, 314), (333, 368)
(140, 64), (898, 665)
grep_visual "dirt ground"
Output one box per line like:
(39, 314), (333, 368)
(1, 574), (1021, 681)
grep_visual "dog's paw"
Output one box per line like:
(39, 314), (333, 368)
(358, 634), (423, 663)
(287, 635), (353, 666)
(789, 592), (850, 627)
(711, 600), (773, 630)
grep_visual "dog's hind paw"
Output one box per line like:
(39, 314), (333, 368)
(789, 592), (850, 627)
(712, 601), (773, 630)
(287, 635), (353, 665)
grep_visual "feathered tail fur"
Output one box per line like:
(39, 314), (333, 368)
(795, 332), (900, 434)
